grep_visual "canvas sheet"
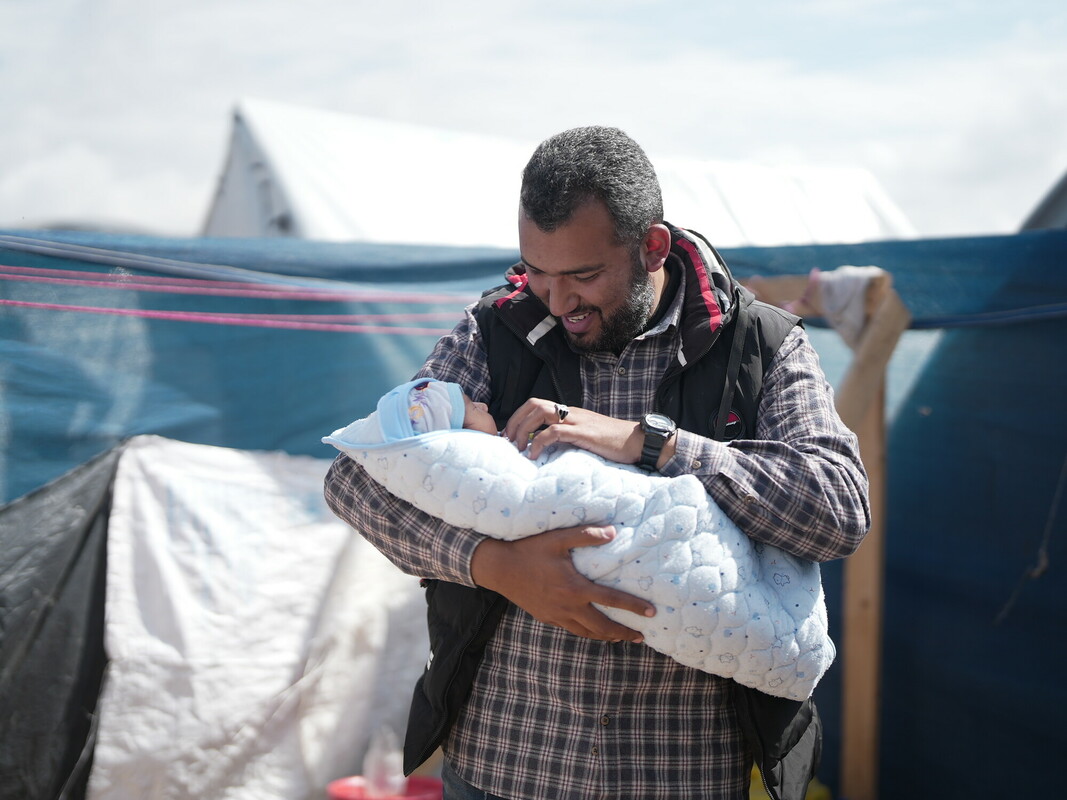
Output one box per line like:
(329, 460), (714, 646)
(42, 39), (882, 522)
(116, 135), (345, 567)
(87, 436), (428, 800)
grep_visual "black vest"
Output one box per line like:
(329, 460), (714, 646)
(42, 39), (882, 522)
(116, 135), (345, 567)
(403, 279), (819, 800)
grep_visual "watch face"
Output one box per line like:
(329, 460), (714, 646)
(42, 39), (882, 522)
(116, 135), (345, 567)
(643, 413), (676, 436)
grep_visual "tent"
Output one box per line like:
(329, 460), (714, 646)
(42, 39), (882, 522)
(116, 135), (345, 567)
(201, 99), (917, 249)
(2, 227), (1065, 799)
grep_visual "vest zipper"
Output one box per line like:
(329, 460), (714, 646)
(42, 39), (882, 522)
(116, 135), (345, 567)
(757, 762), (780, 800)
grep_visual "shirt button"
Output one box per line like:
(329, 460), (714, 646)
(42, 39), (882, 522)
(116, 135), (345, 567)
(617, 366), (627, 375)
(690, 460), (702, 470)
(743, 493), (758, 505)
(600, 715), (611, 726)
(591, 745), (600, 755)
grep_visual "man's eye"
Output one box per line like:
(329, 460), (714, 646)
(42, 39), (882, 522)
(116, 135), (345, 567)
(576, 272), (599, 283)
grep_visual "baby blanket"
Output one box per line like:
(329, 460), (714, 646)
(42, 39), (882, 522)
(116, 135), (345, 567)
(324, 424), (834, 700)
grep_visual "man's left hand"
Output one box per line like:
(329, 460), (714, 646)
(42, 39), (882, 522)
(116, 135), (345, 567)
(503, 398), (675, 467)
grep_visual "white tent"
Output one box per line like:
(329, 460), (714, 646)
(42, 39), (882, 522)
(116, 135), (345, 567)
(202, 98), (916, 249)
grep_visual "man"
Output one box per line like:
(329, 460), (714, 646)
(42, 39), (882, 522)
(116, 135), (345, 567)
(324, 127), (870, 799)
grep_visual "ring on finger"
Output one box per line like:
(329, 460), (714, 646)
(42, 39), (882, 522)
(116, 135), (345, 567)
(555, 403), (569, 423)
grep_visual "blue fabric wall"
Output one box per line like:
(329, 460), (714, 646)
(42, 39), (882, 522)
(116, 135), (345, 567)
(2, 228), (1065, 797)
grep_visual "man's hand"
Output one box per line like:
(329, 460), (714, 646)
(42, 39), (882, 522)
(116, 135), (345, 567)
(503, 398), (678, 470)
(470, 525), (656, 642)
(502, 399), (638, 463)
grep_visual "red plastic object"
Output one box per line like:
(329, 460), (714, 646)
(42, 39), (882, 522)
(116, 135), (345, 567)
(326, 775), (443, 800)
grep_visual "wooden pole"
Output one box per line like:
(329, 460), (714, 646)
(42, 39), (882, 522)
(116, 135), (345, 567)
(839, 381), (887, 800)
(834, 276), (908, 800)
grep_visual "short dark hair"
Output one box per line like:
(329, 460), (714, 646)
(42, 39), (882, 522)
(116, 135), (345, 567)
(520, 126), (663, 248)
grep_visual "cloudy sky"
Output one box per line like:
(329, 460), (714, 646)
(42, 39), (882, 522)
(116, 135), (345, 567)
(1, 0), (1064, 239)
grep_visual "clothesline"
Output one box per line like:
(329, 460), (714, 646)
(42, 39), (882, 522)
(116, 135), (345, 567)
(0, 297), (455, 335)
(0, 263), (478, 305)
(0, 262), (477, 333)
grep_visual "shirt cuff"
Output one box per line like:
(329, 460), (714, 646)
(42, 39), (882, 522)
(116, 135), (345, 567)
(658, 429), (725, 477)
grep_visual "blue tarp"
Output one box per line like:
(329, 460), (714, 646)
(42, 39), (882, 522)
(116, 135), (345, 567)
(2, 228), (1065, 797)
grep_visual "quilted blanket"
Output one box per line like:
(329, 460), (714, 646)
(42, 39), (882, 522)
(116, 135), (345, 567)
(324, 425), (834, 700)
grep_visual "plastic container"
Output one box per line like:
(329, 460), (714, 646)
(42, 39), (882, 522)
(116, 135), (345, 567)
(326, 775), (443, 800)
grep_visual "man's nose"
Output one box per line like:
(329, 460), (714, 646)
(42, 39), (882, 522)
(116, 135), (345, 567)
(544, 280), (577, 317)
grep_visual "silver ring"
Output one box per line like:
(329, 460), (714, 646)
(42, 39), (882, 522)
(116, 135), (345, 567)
(555, 403), (569, 423)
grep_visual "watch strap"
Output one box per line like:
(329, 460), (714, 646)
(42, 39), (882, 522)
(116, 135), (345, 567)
(638, 433), (665, 471)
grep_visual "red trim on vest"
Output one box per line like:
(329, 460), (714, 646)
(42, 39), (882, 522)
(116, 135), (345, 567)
(674, 236), (722, 333)
(496, 272), (529, 307)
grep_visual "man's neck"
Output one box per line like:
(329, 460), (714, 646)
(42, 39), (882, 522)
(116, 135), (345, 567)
(645, 258), (679, 332)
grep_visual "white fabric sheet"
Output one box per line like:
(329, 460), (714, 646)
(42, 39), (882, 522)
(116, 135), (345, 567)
(88, 436), (428, 800)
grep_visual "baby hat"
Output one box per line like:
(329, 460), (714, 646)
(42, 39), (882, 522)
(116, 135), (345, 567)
(407, 380), (463, 434)
(376, 378), (465, 441)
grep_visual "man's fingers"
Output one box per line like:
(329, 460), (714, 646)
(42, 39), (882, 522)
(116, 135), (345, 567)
(472, 523), (656, 642)
(554, 524), (616, 549)
(590, 584), (658, 621)
(523, 422), (570, 459)
(502, 398), (572, 451)
(546, 526), (657, 619)
(547, 605), (646, 644)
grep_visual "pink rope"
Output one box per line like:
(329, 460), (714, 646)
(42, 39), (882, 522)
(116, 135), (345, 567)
(209, 311), (462, 322)
(0, 264), (478, 305)
(0, 263), (291, 288)
(0, 298), (452, 335)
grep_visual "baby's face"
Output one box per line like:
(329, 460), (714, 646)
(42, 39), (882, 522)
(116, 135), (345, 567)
(462, 395), (498, 435)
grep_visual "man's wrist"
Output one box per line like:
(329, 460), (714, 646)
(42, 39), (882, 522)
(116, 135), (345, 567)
(469, 537), (505, 590)
(656, 435), (678, 470)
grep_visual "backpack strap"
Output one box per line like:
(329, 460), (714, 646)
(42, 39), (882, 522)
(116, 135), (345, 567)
(713, 297), (752, 440)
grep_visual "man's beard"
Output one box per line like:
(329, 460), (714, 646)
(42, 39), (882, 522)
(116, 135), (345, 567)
(568, 251), (656, 354)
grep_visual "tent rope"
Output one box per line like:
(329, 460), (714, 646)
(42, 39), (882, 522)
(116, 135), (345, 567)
(0, 263), (478, 304)
(0, 298), (454, 335)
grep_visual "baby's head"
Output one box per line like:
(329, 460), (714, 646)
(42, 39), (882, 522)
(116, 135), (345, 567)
(406, 380), (497, 435)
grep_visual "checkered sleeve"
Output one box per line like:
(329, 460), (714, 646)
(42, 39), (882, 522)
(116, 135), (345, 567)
(663, 326), (871, 562)
(323, 307), (494, 584)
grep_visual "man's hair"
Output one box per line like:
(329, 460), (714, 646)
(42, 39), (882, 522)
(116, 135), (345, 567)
(520, 126), (664, 248)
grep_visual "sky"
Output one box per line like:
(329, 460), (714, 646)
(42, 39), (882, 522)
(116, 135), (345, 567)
(1, 0), (1065, 240)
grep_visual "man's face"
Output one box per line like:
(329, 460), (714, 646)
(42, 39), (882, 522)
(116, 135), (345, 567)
(518, 200), (657, 353)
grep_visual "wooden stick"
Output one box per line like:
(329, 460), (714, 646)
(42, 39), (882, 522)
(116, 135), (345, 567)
(839, 381), (887, 800)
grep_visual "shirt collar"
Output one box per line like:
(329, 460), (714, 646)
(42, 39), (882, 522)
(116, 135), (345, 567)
(637, 260), (686, 340)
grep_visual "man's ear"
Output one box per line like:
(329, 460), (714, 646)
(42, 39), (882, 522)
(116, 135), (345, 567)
(643, 224), (672, 273)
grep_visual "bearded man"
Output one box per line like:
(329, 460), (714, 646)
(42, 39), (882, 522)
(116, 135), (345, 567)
(325, 126), (870, 800)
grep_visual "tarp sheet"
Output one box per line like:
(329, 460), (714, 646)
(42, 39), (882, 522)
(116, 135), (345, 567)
(89, 436), (427, 800)
(0, 446), (117, 800)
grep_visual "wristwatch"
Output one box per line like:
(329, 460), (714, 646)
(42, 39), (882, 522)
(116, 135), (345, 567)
(638, 412), (677, 471)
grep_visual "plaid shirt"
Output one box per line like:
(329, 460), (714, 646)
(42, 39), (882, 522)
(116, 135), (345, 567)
(325, 271), (869, 800)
